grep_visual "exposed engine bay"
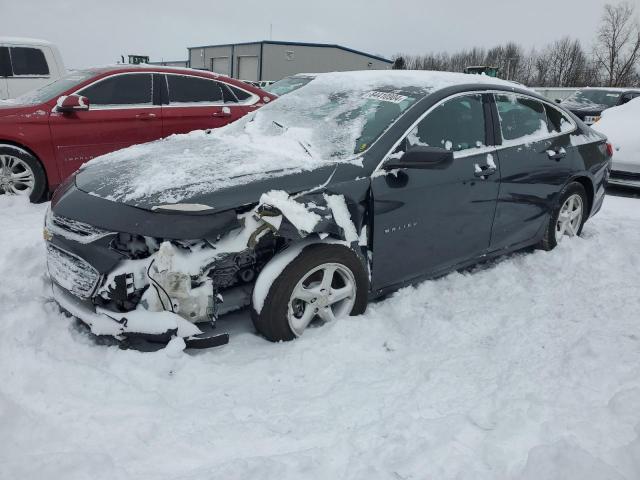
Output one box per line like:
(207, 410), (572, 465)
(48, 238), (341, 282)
(45, 188), (369, 348)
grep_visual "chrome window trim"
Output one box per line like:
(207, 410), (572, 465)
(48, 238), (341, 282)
(493, 91), (578, 151)
(162, 72), (259, 108)
(373, 91), (489, 174)
(373, 89), (579, 175)
(69, 71), (155, 111)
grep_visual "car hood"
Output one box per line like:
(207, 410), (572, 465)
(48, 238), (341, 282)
(75, 125), (364, 212)
(561, 101), (607, 113)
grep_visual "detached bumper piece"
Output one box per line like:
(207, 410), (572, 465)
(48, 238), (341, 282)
(51, 283), (229, 351)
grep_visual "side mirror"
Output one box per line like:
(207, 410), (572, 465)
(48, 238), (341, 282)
(56, 94), (90, 112)
(384, 145), (454, 170)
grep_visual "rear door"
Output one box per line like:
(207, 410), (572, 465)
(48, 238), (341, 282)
(0, 47), (9, 99)
(5, 46), (51, 98)
(490, 93), (577, 251)
(161, 73), (253, 136)
(49, 72), (162, 178)
(371, 93), (500, 290)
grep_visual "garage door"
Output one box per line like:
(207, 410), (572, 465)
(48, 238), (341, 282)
(211, 57), (230, 76)
(237, 56), (258, 82)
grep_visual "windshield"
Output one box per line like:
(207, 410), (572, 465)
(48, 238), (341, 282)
(11, 70), (96, 104)
(564, 89), (621, 108)
(264, 76), (316, 96)
(230, 82), (422, 158)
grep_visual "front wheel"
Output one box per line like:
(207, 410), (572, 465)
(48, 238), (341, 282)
(251, 243), (369, 342)
(0, 147), (47, 202)
(540, 182), (588, 251)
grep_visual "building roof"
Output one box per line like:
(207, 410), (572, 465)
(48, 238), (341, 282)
(188, 40), (392, 64)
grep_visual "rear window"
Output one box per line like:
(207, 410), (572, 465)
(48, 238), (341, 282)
(0, 47), (11, 76)
(10, 47), (49, 76)
(545, 104), (574, 134)
(78, 74), (152, 106)
(225, 84), (252, 101)
(495, 94), (548, 142)
(167, 75), (224, 104)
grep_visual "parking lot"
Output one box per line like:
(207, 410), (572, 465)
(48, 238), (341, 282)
(1, 188), (639, 480)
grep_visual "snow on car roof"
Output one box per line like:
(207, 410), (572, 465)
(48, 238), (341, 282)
(0, 36), (53, 46)
(578, 87), (640, 92)
(79, 70), (527, 207)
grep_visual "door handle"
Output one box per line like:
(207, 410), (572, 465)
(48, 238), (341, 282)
(474, 164), (497, 178)
(547, 147), (566, 161)
(212, 106), (232, 118)
(135, 112), (157, 120)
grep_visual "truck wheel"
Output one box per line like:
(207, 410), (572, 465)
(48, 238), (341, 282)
(0, 146), (47, 202)
(251, 243), (368, 342)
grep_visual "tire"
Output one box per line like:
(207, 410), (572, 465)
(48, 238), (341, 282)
(251, 243), (369, 342)
(0, 146), (47, 202)
(539, 181), (588, 251)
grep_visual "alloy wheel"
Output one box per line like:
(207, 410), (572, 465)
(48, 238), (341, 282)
(0, 154), (35, 196)
(287, 262), (357, 336)
(555, 193), (583, 242)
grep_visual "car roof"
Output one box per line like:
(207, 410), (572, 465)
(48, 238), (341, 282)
(305, 70), (536, 98)
(72, 65), (271, 94)
(578, 87), (640, 93)
(0, 36), (53, 46)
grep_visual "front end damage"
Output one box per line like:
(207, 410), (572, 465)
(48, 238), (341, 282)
(45, 185), (369, 350)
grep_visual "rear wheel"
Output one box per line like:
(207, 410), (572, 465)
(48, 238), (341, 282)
(251, 243), (368, 342)
(0, 147), (47, 202)
(540, 182), (587, 251)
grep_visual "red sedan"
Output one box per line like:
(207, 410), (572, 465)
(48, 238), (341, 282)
(0, 66), (275, 201)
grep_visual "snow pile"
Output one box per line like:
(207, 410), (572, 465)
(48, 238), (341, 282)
(2, 194), (640, 479)
(78, 70), (525, 207)
(592, 98), (640, 171)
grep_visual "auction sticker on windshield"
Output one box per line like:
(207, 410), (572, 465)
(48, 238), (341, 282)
(363, 91), (408, 103)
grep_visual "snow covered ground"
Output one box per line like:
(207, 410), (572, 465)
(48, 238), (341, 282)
(1, 193), (639, 480)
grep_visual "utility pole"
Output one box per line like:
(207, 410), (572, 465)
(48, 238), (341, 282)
(269, 23), (273, 40)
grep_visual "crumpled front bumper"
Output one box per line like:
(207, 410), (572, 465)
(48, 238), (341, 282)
(51, 282), (229, 350)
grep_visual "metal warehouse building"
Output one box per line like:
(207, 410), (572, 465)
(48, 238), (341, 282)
(188, 40), (392, 82)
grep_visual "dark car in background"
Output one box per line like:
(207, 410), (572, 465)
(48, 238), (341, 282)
(0, 66), (275, 201)
(45, 71), (611, 349)
(561, 87), (640, 125)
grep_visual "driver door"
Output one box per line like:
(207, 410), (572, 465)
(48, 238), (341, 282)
(49, 73), (163, 179)
(370, 93), (500, 291)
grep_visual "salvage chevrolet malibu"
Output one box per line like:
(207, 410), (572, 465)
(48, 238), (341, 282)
(45, 71), (612, 349)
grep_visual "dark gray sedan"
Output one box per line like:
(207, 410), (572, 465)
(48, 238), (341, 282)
(44, 71), (612, 349)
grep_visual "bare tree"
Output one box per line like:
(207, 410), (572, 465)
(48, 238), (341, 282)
(593, 1), (640, 86)
(538, 37), (588, 86)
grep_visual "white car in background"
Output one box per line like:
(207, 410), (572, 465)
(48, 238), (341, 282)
(0, 37), (66, 100)
(592, 97), (640, 188)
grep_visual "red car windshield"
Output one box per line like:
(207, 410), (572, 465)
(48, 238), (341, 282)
(12, 70), (97, 104)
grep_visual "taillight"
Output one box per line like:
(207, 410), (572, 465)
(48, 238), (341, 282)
(606, 142), (614, 157)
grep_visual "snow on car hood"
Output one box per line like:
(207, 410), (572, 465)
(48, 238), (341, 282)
(592, 97), (640, 170)
(77, 70), (524, 208)
(561, 100), (608, 112)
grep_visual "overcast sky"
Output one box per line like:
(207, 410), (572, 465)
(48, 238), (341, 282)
(2, 0), (627, 69)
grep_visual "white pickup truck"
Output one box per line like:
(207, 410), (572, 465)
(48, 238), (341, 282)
(0, 37), (66, 100)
